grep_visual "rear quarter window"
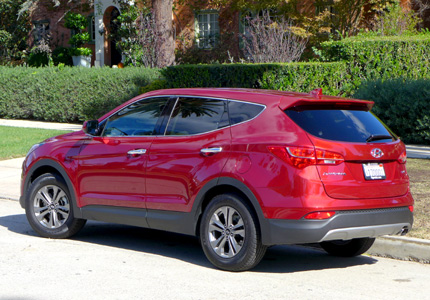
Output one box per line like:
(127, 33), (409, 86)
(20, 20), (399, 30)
(285, 108), (396, 143)
(229, 101), (265, 125)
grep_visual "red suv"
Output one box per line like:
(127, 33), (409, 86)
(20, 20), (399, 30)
(21, 88), (414, 271)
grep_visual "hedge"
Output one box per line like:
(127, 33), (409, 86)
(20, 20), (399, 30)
(0, 66), (160, 122)
(353, 78), (430, 145)
(318, 34), (430, 85)
(161, 62), (353, 96)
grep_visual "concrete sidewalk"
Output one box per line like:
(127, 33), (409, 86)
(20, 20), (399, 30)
(1, 119), (430, 264)
(0, 118), (82, 131)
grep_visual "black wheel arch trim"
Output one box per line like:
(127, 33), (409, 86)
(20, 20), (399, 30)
(190, 176), (271, 243)
(21, 159), (83, 219)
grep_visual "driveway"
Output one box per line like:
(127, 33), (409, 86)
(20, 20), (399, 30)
(1, 199), (430, 300)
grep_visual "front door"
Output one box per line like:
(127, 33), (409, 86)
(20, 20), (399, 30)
(76, 97), (170, 208)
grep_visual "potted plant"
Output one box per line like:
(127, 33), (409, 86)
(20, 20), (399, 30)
(64, 12), (92, 67)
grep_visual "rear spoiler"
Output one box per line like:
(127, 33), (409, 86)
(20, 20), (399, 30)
(279, 90), (374, 111)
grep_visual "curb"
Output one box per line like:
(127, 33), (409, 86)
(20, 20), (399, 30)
(368, 236), (430, 263)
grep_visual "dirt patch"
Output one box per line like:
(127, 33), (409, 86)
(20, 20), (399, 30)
(406, 159), (430, 240)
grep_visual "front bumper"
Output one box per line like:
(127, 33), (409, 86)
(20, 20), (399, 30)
(261, 206), (413, 246)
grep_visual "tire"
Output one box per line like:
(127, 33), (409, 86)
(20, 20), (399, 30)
(200, 193), (267, 271)
(320, 237), (376, 257)
(25, 173), (86, 239)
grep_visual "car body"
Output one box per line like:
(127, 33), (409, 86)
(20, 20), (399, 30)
(21, 88), (414, 271)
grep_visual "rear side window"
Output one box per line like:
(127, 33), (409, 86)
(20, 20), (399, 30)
(165, 97), (228, 135)
(285, 108), (395, 143)
(229, 101), (265, 125)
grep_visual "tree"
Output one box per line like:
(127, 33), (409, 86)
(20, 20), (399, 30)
(152, 0), (175, 67)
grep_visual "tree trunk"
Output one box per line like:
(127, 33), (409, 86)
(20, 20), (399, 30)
(152, 0), (175, 67)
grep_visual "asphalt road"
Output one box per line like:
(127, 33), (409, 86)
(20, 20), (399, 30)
(1, 199), (430, 300)
(406, 145), (430, 159)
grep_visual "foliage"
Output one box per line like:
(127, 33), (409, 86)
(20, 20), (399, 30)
(27, 38), (52, 67)
(316, 34), (430, 85)
(370, 1), (421, 36)
(111, 3), (162, 68)
(0, 0), (31, 64)
(64, 11), (88, 30)
(64, 11), (92, 57)
(241, 11), (307, 63)
(162, 62), (351, 96)
(0, 66), (161, 122)
(353, 78), (430, 144)
(176, 32), (240, 65)
(52, 47), (73, 66)
(69, 47), (92, 57)
(68, 32), (91, 48)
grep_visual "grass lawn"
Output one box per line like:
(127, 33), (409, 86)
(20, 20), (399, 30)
(0, 126), (71, 160)
(406, 158), (430, 240)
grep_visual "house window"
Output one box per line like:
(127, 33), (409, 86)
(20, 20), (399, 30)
(88, 15), (96, 43)
(33, 20), (50, 44)
(195, 11), (219, 49)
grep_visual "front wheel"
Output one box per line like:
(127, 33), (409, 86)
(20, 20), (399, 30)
(25, 173), (86, 239)
(320, 237), (376, 257)
(200, 193), (267, 272)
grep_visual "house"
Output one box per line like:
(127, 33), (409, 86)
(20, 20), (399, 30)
(30, 0), (417, 67)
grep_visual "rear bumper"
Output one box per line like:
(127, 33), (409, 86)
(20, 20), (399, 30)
(261, 206), (413, 246)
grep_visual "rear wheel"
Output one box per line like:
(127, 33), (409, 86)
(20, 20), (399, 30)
(200, 193), (267, 271)
(320, 237), (375, 257)
(25, 173), (86, 239)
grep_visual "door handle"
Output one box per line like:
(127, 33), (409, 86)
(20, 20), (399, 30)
(127, 149), (147, 156)
(201, 147), (223, 155)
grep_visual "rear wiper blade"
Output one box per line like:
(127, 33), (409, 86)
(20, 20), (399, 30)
(366, 134), (393, 143)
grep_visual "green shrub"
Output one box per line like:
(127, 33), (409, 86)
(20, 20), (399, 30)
(353, 78), (430, 145)
(0, 66), (161, 122)
(317, 34), (430, 81)
(52, 47), (73, 66)
(162, 62), (352, 96)
(27, 51), (50, 67)
(258, 62), (352, 96)
(69, 47), (92, 57)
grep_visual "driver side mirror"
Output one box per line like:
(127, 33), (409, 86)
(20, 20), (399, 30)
(83, 120), (100, 136)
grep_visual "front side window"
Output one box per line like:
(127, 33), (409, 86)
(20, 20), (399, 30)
(102, 97), (169, 137)
(195, 11), (219, 49)
(166, 98), (228, 135)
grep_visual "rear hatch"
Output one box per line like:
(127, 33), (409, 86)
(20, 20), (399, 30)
(283, 99), (409, 200)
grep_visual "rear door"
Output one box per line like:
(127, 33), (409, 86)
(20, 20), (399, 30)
(285, 105), (409, 199)
(145, 96), (231, 212)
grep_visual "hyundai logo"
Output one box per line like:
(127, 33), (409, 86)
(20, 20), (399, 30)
(371, 148), (384, 158)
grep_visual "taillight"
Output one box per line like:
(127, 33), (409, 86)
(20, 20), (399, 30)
(398, 151), (407, 164)
(408, 205), (414, 212)
(268, 146), (344, 169)
(304, 211), (336, 220)
(286, 147), (316, 169)
(315, 149), (344, 165)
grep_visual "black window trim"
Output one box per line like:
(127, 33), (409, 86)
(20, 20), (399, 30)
(160, 95), (267, 137)
(99, 95), (173, 138)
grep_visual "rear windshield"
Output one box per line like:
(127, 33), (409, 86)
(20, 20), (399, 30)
(285, 108), (396, 143)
